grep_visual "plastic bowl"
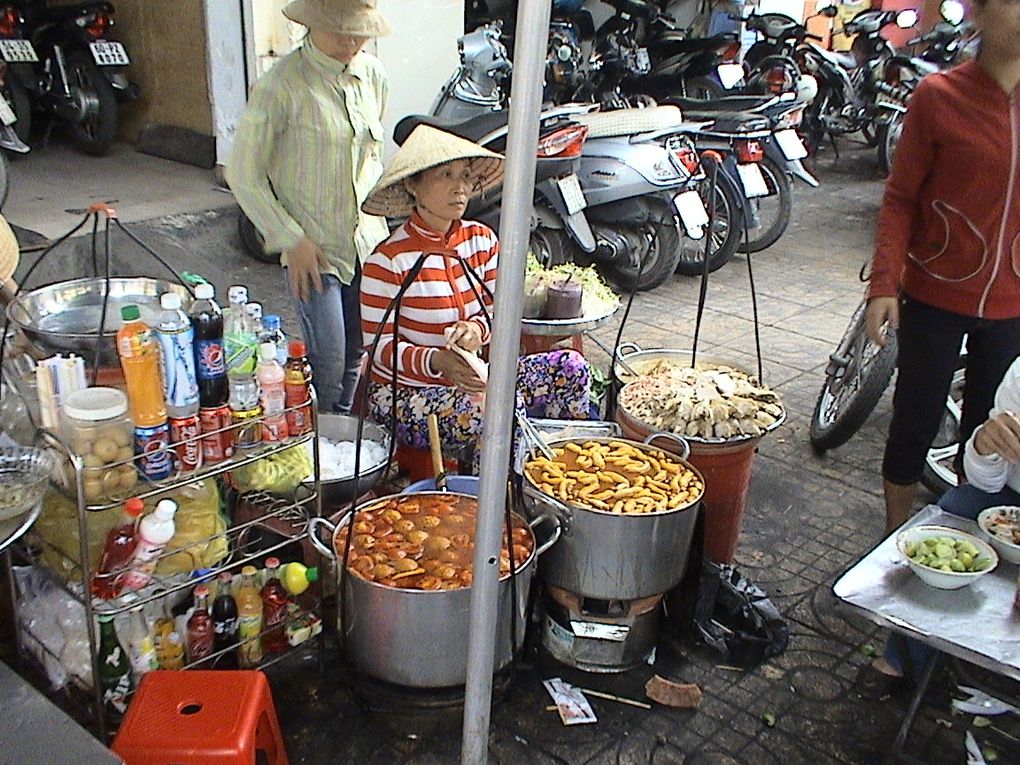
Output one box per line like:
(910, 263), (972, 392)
(977, 506), (1020, 565)
(896, 525), (998, 590)
(402, 475), (480, 496)
(0, 446), (54, 522)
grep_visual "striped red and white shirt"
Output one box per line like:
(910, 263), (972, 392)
(361, 212), (498, 387)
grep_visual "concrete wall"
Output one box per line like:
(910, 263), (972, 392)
(94, 0), (213, 139)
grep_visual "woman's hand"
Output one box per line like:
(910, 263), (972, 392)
(432, 349), (486, 393)
(286, 236), (329, 302)
(865, 296), (899, 347)
(447, 320), (483, 353)
(973, 412), (1020, 462)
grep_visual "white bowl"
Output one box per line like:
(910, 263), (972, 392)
(896, 525), (998, 590)
(977, 506), (1020, 565)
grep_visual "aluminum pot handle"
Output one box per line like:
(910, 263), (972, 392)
(306, 516), (341, 561)
(528, 514), (562, 556)
(643, 432), (691, 461)
(615, 341), (643, 361)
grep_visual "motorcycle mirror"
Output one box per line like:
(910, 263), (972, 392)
(814, 0), (838, 16)
(895, 9), (919, 28)
(940, 0), (965, 26)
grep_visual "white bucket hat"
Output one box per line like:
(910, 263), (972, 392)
(283, 0), (392, 38)
(0, 214), (19, 282)
(362, 125), (505, 219)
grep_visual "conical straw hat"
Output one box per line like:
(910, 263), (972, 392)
(361, 125), (505, 219)
(283, 0), (391, 37)
(0, 214), (19, 282)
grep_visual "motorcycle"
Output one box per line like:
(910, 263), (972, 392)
(0, 4), (34, 143)
(795, 1), (919, 153)
(431, 22), (712, 291)
(12, 1), (139, 155)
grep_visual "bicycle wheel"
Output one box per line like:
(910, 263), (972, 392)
(810, 300), (898, 454)
(922, 361), (965, 496)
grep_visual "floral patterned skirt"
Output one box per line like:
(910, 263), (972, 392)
(368, 350), (591, 471)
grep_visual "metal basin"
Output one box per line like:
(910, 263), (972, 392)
(6, 277), (191, 365)
(308, 414), (391, 509)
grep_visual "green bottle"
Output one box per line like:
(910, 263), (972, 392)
(97, 613), (133, 722)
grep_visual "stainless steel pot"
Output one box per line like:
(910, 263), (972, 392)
(307, 414), (391, 508)
(308, 491), (560, 688)
(521, 434), (701, 601)
(613, 343), (723, 386)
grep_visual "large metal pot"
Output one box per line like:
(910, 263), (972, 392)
(308, 491), (560, 688)
(308, 414), (391, 509)
(613, 343), (722, 386)
(521, 434), (702, 601)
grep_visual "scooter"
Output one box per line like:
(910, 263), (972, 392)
(12, 1), (139, 155)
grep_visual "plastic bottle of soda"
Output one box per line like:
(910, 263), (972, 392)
(261, 557), (290, 654)
(245, 302), (264, 340)
(236, 565), (264, 668)
(154, 293), (200, 419)
(97, 612), (132, 722)
(225, 286), (256, 378)
(186, 583), (215, 667)
(284, 340), (313, 436)
(257, 343), (289, 443)
(262, 314), (287, 366)
(189, 283), (228, 408)
(122, 596), (158, 682)
(91, 497), (145, 599)
(120, 499), (178, 591)
(117, 305), (167, 427)
(212, 571), (239, 669)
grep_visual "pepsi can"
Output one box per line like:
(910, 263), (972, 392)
(135, 423), (173, 480)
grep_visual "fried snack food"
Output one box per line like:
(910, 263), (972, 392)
(525, 440), (703, 514)
(335, 493), (534, 591)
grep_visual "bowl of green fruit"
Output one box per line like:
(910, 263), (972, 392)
(896, 525), (998, 590)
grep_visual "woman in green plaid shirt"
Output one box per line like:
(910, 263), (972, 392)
(227, 0), (392, 414)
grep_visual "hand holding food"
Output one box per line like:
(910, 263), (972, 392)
(431, 348), (486, 393)
(973, 412), (1020, 462)
(446, 320), (483, 353)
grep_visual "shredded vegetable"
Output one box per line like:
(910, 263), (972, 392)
(525, 255), (621, 317)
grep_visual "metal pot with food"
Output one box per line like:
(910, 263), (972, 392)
(308, 491), (560, 688)
(520, 435), (703, 601)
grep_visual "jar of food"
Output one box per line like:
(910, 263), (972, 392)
(61, 387), (137, 503)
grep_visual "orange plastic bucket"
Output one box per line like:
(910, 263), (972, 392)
(617, 409), (759, 564)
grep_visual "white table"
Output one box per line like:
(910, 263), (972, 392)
(833, 505), (1020, 763)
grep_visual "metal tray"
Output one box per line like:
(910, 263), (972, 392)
(521, 304), (619, 336)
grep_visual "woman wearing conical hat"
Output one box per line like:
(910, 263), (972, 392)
(360, 126), (591, 470)
(226, 0), (391, 416)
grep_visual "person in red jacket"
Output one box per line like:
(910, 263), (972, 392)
(866, 0), (1020, 537)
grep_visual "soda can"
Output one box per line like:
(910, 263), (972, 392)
(170, 415), (203, 472)
(135, 423), (173, 481)
(199, 405), (235, 464)
(232, 406), (263, 449)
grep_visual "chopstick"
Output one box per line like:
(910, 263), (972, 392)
(516, 413), (556, 460)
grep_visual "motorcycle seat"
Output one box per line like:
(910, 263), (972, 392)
(667, 95), (777, 113)
(682, 111), (771, 134)
(808, 43), (858, 70)
(574, 105), (684, 138)
(651, 31), (738, 55)
(393, 110), (510, 146)
(32, 1), (113, 24)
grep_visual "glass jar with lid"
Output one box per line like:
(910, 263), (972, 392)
(61, 387), (137, 503)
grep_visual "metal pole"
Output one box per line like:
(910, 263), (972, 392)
(460, 2), (552, 763)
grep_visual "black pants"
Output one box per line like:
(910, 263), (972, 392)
(882, 297), (1020, 486)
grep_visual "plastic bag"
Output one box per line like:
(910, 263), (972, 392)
(32, 488), (122, 580)
(230, 443), (312, 495)
(151, 480), (228, 576)
(692, 562), (789, 668)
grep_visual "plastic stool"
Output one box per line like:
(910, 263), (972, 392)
(111, 670), (289, 765)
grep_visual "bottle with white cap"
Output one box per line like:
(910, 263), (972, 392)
(120, 499), (178, 591)
(225, 285), (256, 377)
(155, 292), (200, 420)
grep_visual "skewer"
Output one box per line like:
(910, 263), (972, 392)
(575, 687), (652, 710)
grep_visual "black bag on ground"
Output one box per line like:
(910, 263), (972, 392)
(692, 562), (790, 668)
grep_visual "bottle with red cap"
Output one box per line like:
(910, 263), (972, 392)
(91, 497), (145, 599)
(284, 340), (313, 436)
(260, 557), (289, 654)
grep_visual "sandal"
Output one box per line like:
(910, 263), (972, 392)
(855, 662), (911, 701)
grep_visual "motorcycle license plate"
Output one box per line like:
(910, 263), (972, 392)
(774, 129), (808, 160)
(90, 41), (130, 66)
(736, 163), (769, 198)
(717, 63), (744, 89)
(556, 174), (586, 216)
(0, 95), (15, 126)
(0, 39), (36, 63)
(673, 190), (709, 240)
(635, 47), (651, 73)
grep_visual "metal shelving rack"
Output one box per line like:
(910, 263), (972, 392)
(11, 395), (323, 739)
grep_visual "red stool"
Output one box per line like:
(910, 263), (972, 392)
(111, 670), (289, 765)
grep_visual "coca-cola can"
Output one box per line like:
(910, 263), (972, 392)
(199, 405), (234, 464)
(170, 415), (203, 472)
